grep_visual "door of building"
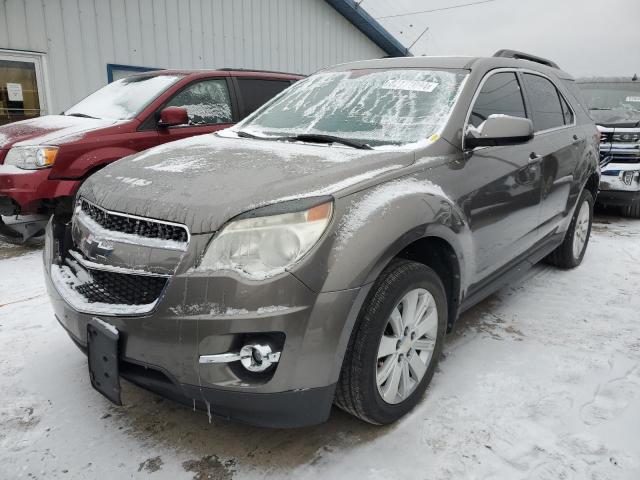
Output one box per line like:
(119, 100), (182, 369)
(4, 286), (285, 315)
(0, 50), (49, 126)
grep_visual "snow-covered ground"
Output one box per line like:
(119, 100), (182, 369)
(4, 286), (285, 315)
(1, 214), (639, 480)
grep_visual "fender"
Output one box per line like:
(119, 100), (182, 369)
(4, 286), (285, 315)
(50, 146), (139, 180)
(290, 176), (474, 385)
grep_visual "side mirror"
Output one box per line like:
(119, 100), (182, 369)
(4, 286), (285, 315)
(158, 106), (188, 128)
(465, 115), (534, 149)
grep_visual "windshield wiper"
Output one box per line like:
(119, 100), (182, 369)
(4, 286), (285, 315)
(65, 112), (99, 119)
(235, 130), (275, 140)
(283, 133), (373, 150)
(236, 130), (373, 149)
(589, 108), (613, 111)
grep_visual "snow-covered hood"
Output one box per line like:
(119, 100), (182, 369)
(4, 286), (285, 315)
(79, 134), (415, 234)
(0, 115), (119, 150)
(590, 109), (640, 128)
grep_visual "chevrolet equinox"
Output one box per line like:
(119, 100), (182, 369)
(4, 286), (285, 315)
(44, 51), (600, 427)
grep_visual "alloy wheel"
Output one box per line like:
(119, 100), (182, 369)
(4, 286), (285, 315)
(376, 288), (439, 405)
(572, 200), (590, 260)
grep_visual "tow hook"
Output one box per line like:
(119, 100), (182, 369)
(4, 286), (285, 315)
(199, 344), (281, 372)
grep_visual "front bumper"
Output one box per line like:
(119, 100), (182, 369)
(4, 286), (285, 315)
(45, 223), (361, 427)
(597, 189), (640, 207)
(598, 162), (640, 206)
(0, 164), (79, 214)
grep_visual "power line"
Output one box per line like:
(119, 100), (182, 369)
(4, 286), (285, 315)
(376, 0), (498, 20)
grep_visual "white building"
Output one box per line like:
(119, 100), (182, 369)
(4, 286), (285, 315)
(0, 0), (407, 125)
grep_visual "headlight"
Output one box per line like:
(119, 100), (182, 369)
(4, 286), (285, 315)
(199, 199), (333, 279)
(4, 146), (59, 169)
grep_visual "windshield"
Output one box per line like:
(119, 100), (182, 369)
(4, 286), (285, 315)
(240, 69), (468, 147)
(65, 74), (183, 120)
(578, 82), (640, 114)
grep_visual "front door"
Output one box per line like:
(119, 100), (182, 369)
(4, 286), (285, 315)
(0, 50), (48, 126)
(462, 71), (542, 282)
(134, 78), (235, 152)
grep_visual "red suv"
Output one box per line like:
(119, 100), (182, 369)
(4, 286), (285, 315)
(0, 69), (302, 242)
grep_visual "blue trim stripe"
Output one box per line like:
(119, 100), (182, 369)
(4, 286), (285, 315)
(325, 0), (410, 57)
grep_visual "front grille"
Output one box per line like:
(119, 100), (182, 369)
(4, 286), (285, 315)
(601, 132), (613, 143)
(75, 269), (167, 305)
(612, 132), (640, 143)
(80, 199), (188, 243)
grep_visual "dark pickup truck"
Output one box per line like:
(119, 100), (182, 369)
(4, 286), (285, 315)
(577, 76), (640, 217)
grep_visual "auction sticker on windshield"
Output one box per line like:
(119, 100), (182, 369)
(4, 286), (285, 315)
(626, 96), (640, 103)
(382, 80), (439, 93)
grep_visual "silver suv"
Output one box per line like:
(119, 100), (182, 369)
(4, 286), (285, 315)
(44, 51), (600, 427)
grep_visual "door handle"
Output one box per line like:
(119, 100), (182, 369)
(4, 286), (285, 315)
(529, 152), (541, 164)
(572, 134), (579, 141)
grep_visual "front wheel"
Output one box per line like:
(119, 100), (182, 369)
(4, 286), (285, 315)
(335, 260), (447, 425)
(545, 189), (594, 268)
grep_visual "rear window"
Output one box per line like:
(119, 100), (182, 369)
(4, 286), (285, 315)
(236, 79), (293, 118)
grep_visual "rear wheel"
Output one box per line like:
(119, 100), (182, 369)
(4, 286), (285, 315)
(335, 260), (447, 425)
(621, 202), (640, 219)
(545, 189), (594, 268)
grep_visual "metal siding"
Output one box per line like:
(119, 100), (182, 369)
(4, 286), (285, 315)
(1, 0), (386, 113)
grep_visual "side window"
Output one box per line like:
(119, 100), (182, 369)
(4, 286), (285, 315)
(164, 79), (232, 125)
(559, 93), (574, 125)
(236, 79), (292, 118)
(470, 72), (527, 128)
(521, 74), (565, 131)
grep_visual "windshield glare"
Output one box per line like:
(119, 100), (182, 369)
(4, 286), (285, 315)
(578, 83), (640, 112)
(65, 74), (183, 120)
(241, 69), (468, 147)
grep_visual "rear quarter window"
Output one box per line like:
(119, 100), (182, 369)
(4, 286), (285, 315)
(236, 79), (292, 119)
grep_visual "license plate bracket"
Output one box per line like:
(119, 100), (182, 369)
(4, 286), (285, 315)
(87, 317), (122, 405)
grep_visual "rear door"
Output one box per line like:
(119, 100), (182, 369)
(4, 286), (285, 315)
(135, 77), (236, 150)
(232, 77), (295, 119)
(463, 70), (543, 281)
(520, 73), (583, 236)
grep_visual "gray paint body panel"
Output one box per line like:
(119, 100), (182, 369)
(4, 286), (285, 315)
(45, 56), (600, 427)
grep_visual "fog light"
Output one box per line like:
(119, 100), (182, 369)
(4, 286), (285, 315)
(622, 171), (637, 186)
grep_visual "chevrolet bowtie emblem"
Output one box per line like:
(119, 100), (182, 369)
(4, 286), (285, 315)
(83, 234), (114, 260)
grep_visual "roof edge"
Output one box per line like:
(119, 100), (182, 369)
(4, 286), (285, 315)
(324, 0), (410, 58)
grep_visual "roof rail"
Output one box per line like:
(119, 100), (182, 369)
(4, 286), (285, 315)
(219, 67), (304, 76)
(493, 49), (560, 69)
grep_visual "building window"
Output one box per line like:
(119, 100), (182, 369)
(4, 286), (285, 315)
(107, 64), (162, 83)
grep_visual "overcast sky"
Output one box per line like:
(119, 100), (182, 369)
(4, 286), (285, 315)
(364, 0), (640, 78)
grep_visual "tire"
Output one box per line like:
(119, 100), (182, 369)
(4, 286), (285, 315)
(335, 259), (447, 425)
(545, 189), (594, 268)
(621, 202), (640, 219)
